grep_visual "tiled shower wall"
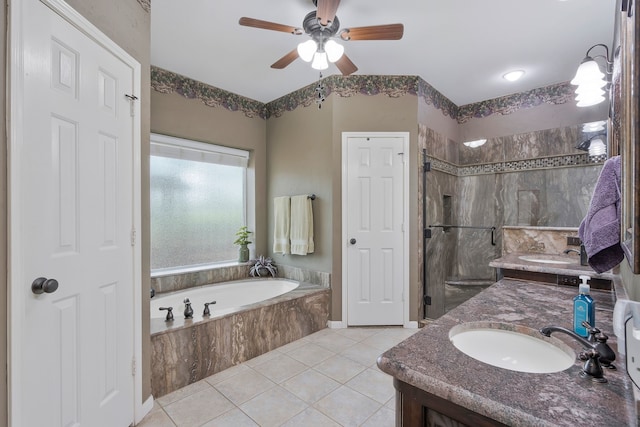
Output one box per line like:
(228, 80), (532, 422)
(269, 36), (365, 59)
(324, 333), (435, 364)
(419, 123), (603, 318)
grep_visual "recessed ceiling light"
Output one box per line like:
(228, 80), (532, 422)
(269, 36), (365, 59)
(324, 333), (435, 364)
(503, 70), (525, 82)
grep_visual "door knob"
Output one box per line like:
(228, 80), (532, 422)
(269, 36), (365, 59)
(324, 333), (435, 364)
(31, 277), (59, 294)
(350, 238), (356, 245)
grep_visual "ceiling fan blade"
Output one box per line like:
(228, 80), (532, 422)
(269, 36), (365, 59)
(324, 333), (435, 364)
(335, 54), (358, 76)
(316, 0), (341, 26)
(271, 49), (300, 69)
(339, 24), (404, 41)
(239, 17), (303, 35)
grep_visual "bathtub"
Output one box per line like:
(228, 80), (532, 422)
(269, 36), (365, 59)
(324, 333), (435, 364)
(150, 277), (329, 398)
(150, 278), (299, 320)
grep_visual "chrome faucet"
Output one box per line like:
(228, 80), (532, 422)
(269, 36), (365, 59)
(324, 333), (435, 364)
(563, 244), (589, 266)
(183, 298), (194, 319)
(539, 325), (607, 383)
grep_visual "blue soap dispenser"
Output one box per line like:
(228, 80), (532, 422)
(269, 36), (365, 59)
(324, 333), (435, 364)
(573, 275), (595, 338)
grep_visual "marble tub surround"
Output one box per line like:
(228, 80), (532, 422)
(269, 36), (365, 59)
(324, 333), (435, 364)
(377, 279), (636, 426)
(502, 226), (581, 256)
(151, 263), (330, 294)
(151, 286), (329, 397)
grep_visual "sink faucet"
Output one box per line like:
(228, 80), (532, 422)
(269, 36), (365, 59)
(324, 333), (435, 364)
(539, 325), (607, 383)
(563, 245), (589, 266)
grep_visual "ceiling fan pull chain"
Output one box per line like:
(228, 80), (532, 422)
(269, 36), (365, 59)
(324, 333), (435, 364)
(315, 72), (326, 109)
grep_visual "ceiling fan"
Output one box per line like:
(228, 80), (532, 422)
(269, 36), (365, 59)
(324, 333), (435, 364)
(239, 0), (404, 76)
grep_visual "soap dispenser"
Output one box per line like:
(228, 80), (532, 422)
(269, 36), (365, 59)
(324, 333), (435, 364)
(574, 275), (595, 338)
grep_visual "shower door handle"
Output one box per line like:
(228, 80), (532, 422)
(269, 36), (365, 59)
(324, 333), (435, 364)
(349, 238), (356, 245)
(31, 277), (59, 294)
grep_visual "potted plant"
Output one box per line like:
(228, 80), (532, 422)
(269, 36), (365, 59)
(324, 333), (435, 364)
(249, 255), (278, 277)
(234, 226), (252, 262)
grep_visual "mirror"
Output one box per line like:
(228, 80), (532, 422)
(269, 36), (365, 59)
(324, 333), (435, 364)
(618, 0), (640, 273)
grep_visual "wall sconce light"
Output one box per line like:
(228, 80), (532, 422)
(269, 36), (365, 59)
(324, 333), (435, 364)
(576, 133), (607, 157)
(463, 139), (487, 148)
(570, 44), (612, 107)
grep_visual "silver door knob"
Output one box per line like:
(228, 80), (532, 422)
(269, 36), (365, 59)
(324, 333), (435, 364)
(31, 277), (59, 294)
(350, 238), (356, 245)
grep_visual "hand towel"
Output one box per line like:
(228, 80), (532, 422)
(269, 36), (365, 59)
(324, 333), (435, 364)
(290, 195), (314, 255)
(578, 155), (624, 273)
(273, 196), (290, 254)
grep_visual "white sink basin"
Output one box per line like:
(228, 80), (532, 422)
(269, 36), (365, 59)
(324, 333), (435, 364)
(449, 322), (575, 373)
(518, 255), (573, 265)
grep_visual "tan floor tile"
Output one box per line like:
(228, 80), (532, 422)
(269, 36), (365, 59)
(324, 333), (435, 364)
(312, 332), (358, 353)
(243, 349), (282, 367)
(239, 386), (308, 427)
(339, 342), (385, 367)
(203, 363), (251, 386)
(345, 368), (395, 404)
(281, 369), (341, 403)
(163, 388), (235, 427)
(201, 408), (259, 427)
(156, 380), (211, 407)
(287, 342), (335, 366)
(214, 369), (276, 405)
(361, 406), (395, 427)
(136, 403), (176, 427)
(276, 337), (311, 353)
(251, 353), (308, 383)
(361, 331), (409, 351)
(334, 327), (389, 342)
(281, 407), (341, 427)
(314, 385), (382, 426)
(314, 354), (367, 384)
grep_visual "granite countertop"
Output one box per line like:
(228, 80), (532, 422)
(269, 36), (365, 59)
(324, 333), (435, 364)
(377, 279), (637, 426)
(490, 253), (616, 281)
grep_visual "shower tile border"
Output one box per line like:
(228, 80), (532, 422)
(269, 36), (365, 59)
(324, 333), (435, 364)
(427, 152), (605, 177)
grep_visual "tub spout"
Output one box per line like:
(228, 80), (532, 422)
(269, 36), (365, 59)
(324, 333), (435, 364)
(539, 325), (606, 383)
(183, 298), (193, 319)
(203, 301), (217, 317)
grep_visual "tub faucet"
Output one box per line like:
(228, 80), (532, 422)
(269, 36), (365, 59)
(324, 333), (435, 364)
(183, 298), (194, 319)
(539, 325), (606, 383)
(203, 301), (217, 317)
(159, 307), (174, 322)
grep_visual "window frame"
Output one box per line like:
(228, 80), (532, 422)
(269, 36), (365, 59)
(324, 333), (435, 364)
(150, 133), (254, 276)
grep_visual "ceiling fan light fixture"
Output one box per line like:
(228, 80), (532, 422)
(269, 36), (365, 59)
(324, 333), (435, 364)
(311, 51), (329, 70)
(325, 39), (344, 62)
(297, 40), (317, 62)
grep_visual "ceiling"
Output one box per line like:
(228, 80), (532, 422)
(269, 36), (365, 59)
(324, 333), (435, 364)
(150, 0), (617, 106)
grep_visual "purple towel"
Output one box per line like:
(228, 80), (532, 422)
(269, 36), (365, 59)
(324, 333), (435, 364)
(578, 155), (624, 273)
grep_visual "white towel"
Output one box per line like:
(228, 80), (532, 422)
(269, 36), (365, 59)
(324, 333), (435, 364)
(273, 196), (290, 254)
(290, 195), (314, 255)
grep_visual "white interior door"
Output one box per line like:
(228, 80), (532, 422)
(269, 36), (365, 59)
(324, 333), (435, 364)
(344, 134), (407, 326)
(9, 1), (138, 426)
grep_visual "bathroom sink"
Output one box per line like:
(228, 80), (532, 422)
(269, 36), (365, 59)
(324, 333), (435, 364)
(449, 322), (575, 373)
(518, 254), (573, 265)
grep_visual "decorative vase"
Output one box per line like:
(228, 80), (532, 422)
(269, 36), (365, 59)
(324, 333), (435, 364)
(239, 244), (250, 262)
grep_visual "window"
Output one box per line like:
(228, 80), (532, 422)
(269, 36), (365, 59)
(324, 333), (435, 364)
(150, 134), (251, 273)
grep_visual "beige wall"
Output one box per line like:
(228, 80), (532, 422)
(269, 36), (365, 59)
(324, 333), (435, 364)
(266, 97), (333, 274)
(150, 91), (269, 256)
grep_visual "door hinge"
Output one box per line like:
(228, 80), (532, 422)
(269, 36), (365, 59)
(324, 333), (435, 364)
(125, 93), (138, 117)
(131, 357), (136, 377)
(130, 229), (136, 246)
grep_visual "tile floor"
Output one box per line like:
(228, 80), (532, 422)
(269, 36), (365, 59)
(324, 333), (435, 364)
(138, 326), (419, 427)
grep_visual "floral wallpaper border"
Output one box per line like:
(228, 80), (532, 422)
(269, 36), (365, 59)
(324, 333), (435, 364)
(137, 0), (150, 13)
(151, 66), (268, 119)
(150, 65), (574, 122)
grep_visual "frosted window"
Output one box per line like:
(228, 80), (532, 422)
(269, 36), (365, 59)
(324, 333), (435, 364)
(150, 140), (247, 271)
